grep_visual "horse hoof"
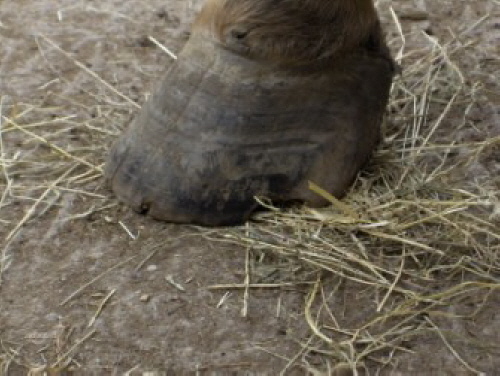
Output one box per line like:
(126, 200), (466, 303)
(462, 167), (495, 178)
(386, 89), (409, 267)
(105, 0), (395, 226)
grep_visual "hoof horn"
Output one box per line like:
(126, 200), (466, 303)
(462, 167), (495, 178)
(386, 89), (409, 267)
(105, 0), (395, 226)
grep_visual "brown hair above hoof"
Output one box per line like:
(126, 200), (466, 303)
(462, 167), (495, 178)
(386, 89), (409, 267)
(105, 0), (395, 226)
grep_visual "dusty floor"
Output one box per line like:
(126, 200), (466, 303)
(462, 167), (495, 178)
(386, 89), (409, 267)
(1, 0), (499, 374)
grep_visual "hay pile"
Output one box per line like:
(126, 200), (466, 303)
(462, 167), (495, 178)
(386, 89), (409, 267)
(0, 5), (499, 375)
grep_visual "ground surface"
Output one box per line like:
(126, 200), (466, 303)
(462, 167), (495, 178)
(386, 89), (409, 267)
(0, 0), (499, 375)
